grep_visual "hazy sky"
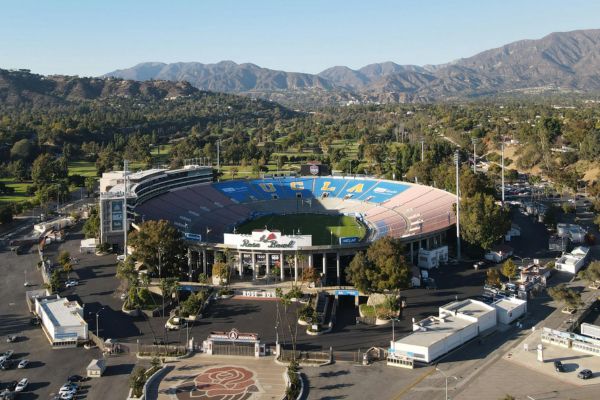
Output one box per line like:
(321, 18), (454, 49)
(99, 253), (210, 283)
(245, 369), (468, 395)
(1, 0), (599, 76)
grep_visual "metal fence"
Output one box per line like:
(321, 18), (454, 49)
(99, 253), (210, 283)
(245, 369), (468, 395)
(138, 343), (187, 357)
(212, 343), (256, 357)
(279, 348), (331, 364)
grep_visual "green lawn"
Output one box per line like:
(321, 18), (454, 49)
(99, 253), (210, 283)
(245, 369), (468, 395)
(68, 160), (97, 177)
(236, 213), (366, 245)
(0, 179), (30, 204)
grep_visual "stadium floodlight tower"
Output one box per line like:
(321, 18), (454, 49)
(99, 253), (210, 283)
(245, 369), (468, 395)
(454, 150), (461, 261)
(501, 138), (505, 205)
(123, 159), (130, 259)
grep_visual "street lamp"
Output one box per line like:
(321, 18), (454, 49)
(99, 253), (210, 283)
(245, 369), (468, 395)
(436, 367), (458, 400)
(95, 307), (106, 339)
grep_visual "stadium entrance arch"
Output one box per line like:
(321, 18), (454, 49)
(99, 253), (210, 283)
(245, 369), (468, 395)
(202, 329), (265, 358)
(335, 289), (360, 306)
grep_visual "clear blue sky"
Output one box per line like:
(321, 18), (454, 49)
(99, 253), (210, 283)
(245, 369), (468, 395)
(1, 0), (599, 76)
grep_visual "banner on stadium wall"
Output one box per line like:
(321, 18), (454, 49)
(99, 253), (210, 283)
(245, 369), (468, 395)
(224, 229), (312, 250)
(339, 236), (360, 245)
(184, 232), (202, 242)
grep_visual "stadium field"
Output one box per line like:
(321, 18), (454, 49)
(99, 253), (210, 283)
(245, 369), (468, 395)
(236, 213), (367, 245)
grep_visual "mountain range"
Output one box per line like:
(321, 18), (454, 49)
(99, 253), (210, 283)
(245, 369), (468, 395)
(105, 29), (600, 105)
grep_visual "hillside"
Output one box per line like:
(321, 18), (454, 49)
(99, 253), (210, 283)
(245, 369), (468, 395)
(0, 68), (199, 106)
(104, 29), (600, 105)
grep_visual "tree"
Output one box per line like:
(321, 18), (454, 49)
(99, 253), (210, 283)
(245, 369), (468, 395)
(49, 270), (61, 293)
(129, 366), (147, 398)
(83, 207), (100, 238)
(128, 220), (187, 277)
(58, 250), (71, 267)
(501, 259), (517, 283)
(117, 258), (137, 287)
(548, 284), (582, 312)
(63, 262), (73, 280)
(10, 139), (35, 161)
(486, 268), (501, 288)
(460, 193), (511, 250)
(345, 237), (410, 294)
(85, 177), (96, 197)
(0, 206), (14, 224)
(578, 261), (600, 289)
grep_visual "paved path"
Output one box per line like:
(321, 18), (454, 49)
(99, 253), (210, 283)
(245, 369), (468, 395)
(156, 354), (286, 400)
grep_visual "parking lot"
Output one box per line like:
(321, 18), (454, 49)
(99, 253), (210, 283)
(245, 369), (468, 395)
(0, 224), (137, 400)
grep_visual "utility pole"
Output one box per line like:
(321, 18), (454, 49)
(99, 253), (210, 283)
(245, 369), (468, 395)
(420, 136), (425, 162)
(454, 151), (461, 261)
(216, 140), (220, 173)
(501, 139), (505, 205)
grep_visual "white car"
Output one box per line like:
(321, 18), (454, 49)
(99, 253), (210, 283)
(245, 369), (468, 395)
(17, 359), (29, 369)
(116, 254), (126, 262)
(15, 378), (28, 392)
(60, 392), (75, 400)
(65, 280), (79, 288)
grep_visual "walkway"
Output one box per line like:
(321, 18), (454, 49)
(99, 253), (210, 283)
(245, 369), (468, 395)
(156, 354), (287, 400)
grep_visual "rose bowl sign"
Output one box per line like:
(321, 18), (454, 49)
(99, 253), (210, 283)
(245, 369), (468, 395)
(224, 229), (312, 250)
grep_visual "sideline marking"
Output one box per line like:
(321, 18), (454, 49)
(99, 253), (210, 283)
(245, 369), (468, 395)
(392, 367), (435, 400)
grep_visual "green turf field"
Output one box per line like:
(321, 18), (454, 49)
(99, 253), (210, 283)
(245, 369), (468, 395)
(236, 213), (366, 245)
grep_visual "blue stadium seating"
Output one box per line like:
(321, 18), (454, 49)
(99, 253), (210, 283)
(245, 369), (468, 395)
(213, 181), (255, 203)
(360, 180), (409, 203)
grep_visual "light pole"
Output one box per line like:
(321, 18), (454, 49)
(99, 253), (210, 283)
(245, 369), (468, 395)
(96, 307), (106, 339)
(436, 367), (458, 400)
(391, 317), (399, 343)
(420, 136), (425, 162)
(471, 137), (478, 174)
(454, 151), (461, 261)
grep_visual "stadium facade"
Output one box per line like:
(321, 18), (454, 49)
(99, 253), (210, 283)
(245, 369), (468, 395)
(99, 165), (457, 285)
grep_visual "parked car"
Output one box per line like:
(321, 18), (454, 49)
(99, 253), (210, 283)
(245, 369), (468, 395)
(116, 254), (126, 262)
(5, 381), (17, 391)
(30, 317), (41, 326)
(6, 335), (17, 343)
(554, 360), (564, 372)
(17, 360), (29, 369)
(1, 360), (15, 370)
(67, 375), (83, 383)
(14, 378), (28, 392)
(65, 280), (79, 288)
(153, 339), (165, 346)
(577, 369), (593, 379)
(2, 350), (13, 359)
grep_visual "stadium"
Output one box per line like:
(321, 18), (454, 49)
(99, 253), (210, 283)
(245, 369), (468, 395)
(99, 164), (457, 285)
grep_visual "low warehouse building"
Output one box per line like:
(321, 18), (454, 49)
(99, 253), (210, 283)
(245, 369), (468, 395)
(493, 297), (527, 324)
(555, 246), (589, 274)
(389, 299), (496, 364)
(86, 359), (106, 378)
(35, 295), (88, 348)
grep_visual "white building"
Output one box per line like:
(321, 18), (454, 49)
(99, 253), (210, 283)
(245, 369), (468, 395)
(555, 246), (590, 274)
(485, 244), (513, 263)
(557, 223), (587, 244)
(35, 296), (88, 348)
(493, 297), (527, 324)
(417, 246), (449, 269)
(390, 299), (496, 363)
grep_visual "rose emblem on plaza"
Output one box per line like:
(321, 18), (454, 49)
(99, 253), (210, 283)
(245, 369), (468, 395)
(179, 366), (260, 400)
